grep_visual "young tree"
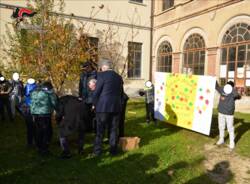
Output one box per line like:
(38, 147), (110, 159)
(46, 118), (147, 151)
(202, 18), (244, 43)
(1, 0), (95, 93)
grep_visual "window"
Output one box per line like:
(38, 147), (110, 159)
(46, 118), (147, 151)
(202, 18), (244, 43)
(130, 0), (143, 3)
(163, 0), (174, 11)
(220, 23), (250, 95)
(128, 42), (142, 78)
(157, 41), (172, 72)
(79, 36), (99, 63)
(183, 34), (206, 75)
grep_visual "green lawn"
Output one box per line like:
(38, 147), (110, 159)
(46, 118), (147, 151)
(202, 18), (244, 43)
(0, 99), (249, 184)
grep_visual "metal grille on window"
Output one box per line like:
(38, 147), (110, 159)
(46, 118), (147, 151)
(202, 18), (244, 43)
(157, 41), (172, 72)
(183, 34), (206, 75)
(220, 23), (250, 96)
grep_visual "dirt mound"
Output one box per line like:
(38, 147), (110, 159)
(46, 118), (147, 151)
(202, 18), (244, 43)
(203, 144), (250, 184)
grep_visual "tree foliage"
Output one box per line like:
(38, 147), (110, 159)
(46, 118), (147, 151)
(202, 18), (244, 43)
(1, 0), (95, 93)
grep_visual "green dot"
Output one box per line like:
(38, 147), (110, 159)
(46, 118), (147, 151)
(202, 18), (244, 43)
(199, 88), (203, 91)
(191, 80), (194, 83)
(189, 102), (193, 106)
(184, 88), (188, 92)
(176, 96), (180, 99)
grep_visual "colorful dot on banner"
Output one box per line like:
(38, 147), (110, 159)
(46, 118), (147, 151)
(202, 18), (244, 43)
(205, 100), (209, 105)
(180, 97), (184, 101)
(175, 85), (178, 88)
(156, 98), (159, 101)
(172, 96), (175, 100)
(184, 88), (188, 92)
(199, 88), (203, 92)
(189, 102), (193, 107)
(176, 96), (180, 99)
(199, 96), (204, 100)
(160, 86), (163, 90)
(206, 89), (211, 93)
(199, 110), (202, 114)
(191, 80), (194, 83)
(190, 90), (192, 93)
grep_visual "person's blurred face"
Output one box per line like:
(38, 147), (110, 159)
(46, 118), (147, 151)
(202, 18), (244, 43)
(88, 81), (96, 91)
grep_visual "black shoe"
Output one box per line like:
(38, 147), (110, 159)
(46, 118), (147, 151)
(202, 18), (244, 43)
(60, 151), (72, 159)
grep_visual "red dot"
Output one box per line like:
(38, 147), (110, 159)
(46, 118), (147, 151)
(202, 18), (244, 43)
(199, 96), (204, 100)
(206, 89), (210, 93)
(205, 100), (209, 105)
(180, 97), (184, 101)
(160, 86), (163, 90)
(172, 96), (175, 100)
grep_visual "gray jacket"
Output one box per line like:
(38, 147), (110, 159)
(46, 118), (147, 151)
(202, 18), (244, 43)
(216, 84), (240, 115)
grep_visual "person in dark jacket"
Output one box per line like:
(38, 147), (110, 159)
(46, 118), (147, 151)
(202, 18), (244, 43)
(215, 81), (241, 150)
(0, 75), (13, 122)
(30, 81), (57, 155)
(79, 60), (97, 132)
(119, 93), (129, 138)
(20, 78), (37, 147)
(92, 59), (123, 156)
(10, 72), (24, 119)
(56, 95), (90, 159)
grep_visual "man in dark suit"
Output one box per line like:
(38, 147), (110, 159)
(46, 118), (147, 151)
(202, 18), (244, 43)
(92, 59), (123, 156)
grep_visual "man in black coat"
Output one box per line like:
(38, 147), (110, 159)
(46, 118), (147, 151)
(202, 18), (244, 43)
(92, 59), (123, 156)
(79, 60), (97, 132)
(56, 95), (90, 158)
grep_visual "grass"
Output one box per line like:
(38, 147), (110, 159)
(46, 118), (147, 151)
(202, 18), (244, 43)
(0, 99), (249, 184)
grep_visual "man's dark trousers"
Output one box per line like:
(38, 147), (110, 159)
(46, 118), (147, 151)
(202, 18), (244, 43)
(34, 116), (50, 154)
(94, 112), (120, 155)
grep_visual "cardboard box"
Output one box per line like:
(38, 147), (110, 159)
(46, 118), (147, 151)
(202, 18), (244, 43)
(119, 137), (140, 151)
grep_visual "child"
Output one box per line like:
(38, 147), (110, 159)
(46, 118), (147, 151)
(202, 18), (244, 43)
(139, 80), (157, 124)
(215, 81), (241, 149)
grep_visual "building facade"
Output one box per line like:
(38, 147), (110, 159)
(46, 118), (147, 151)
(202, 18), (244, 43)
(0, 0), (152, 96)
(1, 0), (250, 111)
(153, 0), (250, 112)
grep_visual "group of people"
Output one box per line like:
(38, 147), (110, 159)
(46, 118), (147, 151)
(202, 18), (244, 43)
(0, 58), (242, 159)
(0, 59), (129, 158)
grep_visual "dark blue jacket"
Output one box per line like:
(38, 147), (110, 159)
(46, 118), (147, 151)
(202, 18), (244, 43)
(93, 70), (123, 113)
(24, 83), (37, 106)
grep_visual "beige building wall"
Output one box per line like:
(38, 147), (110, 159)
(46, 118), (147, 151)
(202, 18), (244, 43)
(0, 0), (152, 96)
(153, 0), (250, 112)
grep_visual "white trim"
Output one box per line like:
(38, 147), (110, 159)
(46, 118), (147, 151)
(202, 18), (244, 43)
(216, 15), (250, 78)
(153, 35), (173, 73)
(154, 35), (174, 57)
(217, 15), (250, 46)
(180, 27), (208, 51)
(180, 27), (208, 74)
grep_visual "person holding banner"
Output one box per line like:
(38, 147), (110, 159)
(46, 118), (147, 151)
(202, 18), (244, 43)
(215, 81), (241, 150)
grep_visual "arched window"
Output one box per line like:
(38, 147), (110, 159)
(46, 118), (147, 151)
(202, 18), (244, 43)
(220, 23), (250, 95)
(157, 41), (172, 72)
(183, 34), (206, 75)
